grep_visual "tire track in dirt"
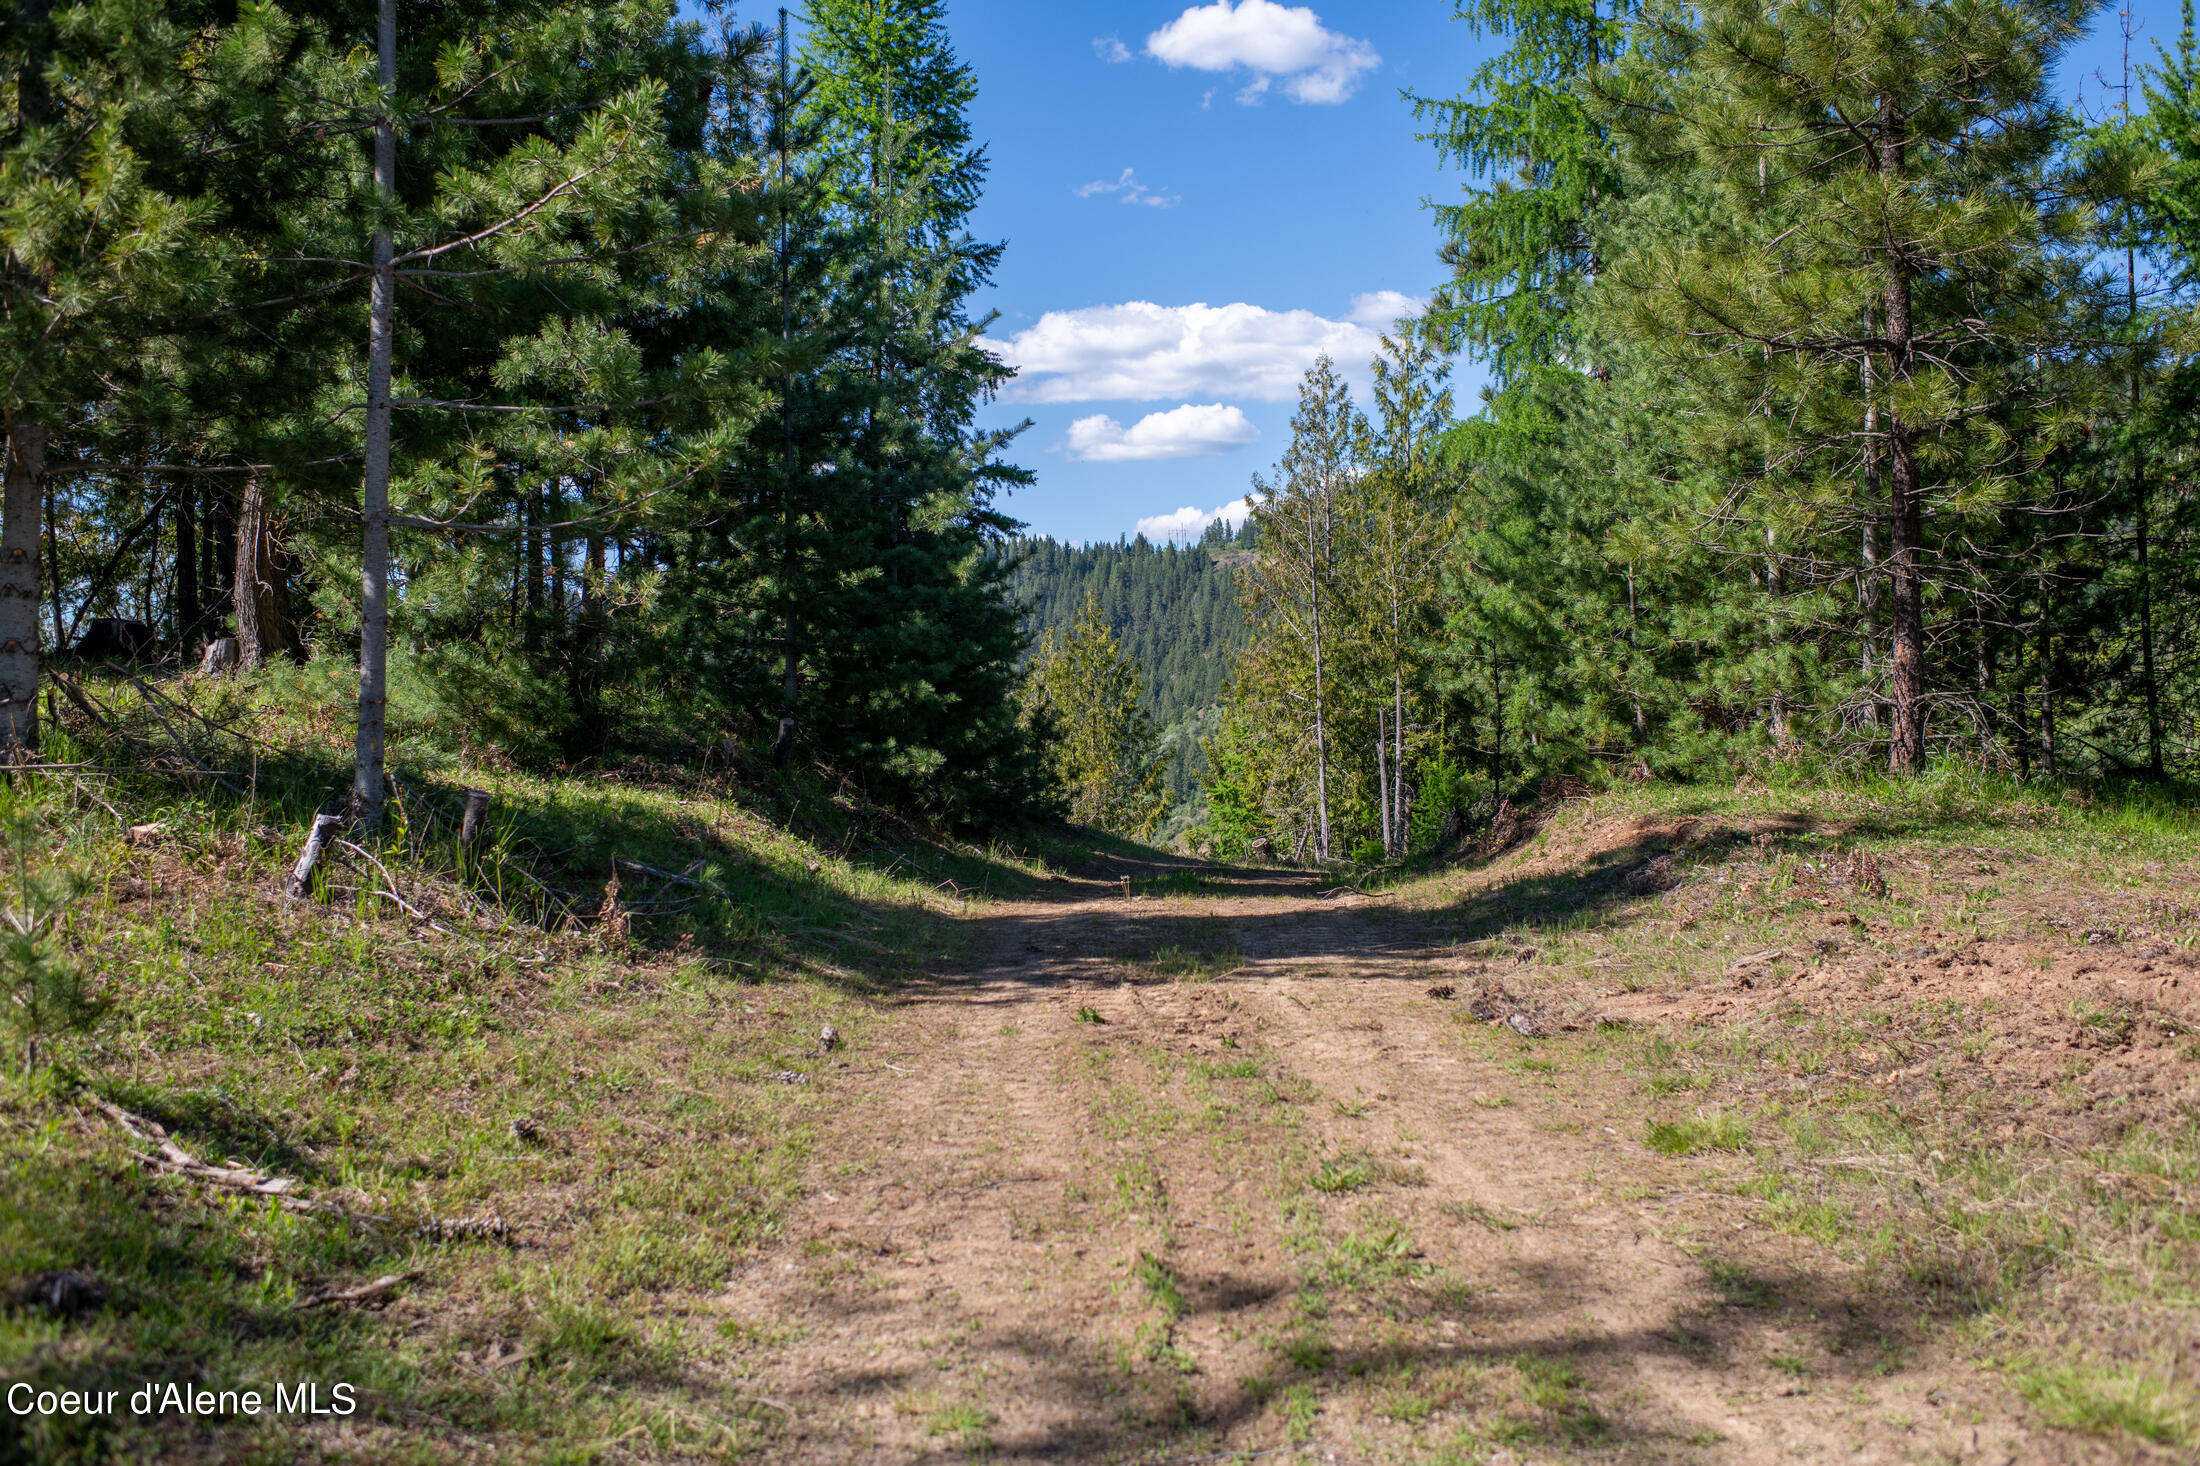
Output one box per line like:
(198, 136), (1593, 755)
(713, 864), (2067, 1464)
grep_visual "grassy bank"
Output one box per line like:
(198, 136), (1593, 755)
(1404, 772), (2200, 1457)
(0, 669), (1053, 1464)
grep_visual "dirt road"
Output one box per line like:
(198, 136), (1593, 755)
(714, 857), (2089, 1464)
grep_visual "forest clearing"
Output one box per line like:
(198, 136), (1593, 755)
(9, 0), (2200, 1460)
(3, 693), (2192, 1463)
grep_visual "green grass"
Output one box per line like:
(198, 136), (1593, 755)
(924, 1401), (997, 1448)
(1131, 870), (1226, 897)
(1133, 1251), (1188, 1321)
(0, 673), (1016, 1464)
(1311, 1156), (1376, 1193)
(2013, 1362), (2195, 1447)
(1645, 1112), (1749, 1156)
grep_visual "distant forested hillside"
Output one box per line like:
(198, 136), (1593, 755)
(998, 521), (1253, 804)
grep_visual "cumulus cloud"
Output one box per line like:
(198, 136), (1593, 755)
(1062, 404), (1260, 463)
(1136, 497), (1255, 542)
(1348, 290), (1426, 328)
(1093, 35), (1132, 63)
(985, 300), (1391, 404)
(1073, 168), (1180, 208)
(1145, 0), (1380, 104)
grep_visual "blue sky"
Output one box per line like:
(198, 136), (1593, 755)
(820, 1), (2181, 546)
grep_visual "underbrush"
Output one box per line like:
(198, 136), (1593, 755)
(0, 666), (1055, 1463)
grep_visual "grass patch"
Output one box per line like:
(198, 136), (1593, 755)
(1645, 1112), (1749, 1156)
(1133, 1251), (1187, 1321)
(1311, 1156), (1377, 1194)
(2014, 1362), (2195, 1447)
(1131, 870), (1225, 898)
(924, 1401), (997, 1450)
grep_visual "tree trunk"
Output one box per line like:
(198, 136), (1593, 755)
(1307, 518), (1331, 863)
(232, 477), (299, 670)
(173, 474), (200, 658)
(1375, 710), (1391, 858)
(773, 16), (800, 772)
(43, 478), (62, 654)
(209, 477), (234, 633)
(0, 412), (45, 754)
(1878, 97), (1927, 776)
(234, 476), (263, 670)
(523, 485), (543, 649)
(351, 0), (397, 827)
(1392, 666), (1406, 857)
(460, 788), (491, 849)
(2037, 592), (2056, 776)
(1489, 657), (1504, 801)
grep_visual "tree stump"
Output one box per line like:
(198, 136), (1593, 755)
(459, 789), (491, 849)
(287, 814), (344, 898)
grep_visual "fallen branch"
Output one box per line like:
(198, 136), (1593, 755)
(335, 839), (435, 923)
(113, 673), (251, 798)
(615, 856), (709, 888)
(81, 1093), (388, 1225)
(46, 673), (117, 733)
(297, 1270), (419, 1309)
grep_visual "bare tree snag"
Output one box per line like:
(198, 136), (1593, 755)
(288, 813), (344, 898)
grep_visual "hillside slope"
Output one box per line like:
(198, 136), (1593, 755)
(997, 522), (1252, 804)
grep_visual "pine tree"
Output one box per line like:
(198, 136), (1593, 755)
(1020, 596), (1166, 838)
(1598, 0), (2094, 773)
(0, 0), (218, 751)
(1412, 0), (1624, 379)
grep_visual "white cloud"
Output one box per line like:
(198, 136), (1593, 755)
(1072, 167), (1180, 208)
(1348, 290), (1425, 328)
(1063, 403), (1260, 463)
(1145, 0), (1380, 105)
(985, 300), (1392, 404)
(1093, 35), (1132, 63)
(1136, 497), (1256, 542)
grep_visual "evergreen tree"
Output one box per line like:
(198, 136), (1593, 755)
(1020, 596), (1166, 838)
(1233, 357), (1365, 862)
(1598, 0), (2095, 773)
(1412, 0), (1624, 379)
(996, 523), (1253, 802)
(0, 0), (219, 751)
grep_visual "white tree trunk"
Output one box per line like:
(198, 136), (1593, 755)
(352, 0), (397, 825)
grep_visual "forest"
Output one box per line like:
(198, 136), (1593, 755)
(998, 522), (1250, 807)
(9, 0), (2195, 863)
(1197, 0), (2200, 866)
(3, 0), (1038, 827)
